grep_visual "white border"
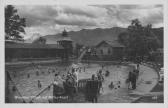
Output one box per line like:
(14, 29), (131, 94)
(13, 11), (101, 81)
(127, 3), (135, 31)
(0, 0), (167, 108)
(2, 0), (165, 5)
(164, 0), (168, 108)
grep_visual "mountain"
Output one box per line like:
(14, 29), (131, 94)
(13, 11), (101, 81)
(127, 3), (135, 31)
(25, 27), (163, 47)
(43, 27), (126, 46)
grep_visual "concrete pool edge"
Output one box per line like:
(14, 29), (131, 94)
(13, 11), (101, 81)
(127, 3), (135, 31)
(95, 62), (159, 103)
(131, 62), (161, 103)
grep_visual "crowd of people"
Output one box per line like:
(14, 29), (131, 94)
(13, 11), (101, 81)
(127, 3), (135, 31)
(53, 64), (83, 102)
(52, 63), (107, 103)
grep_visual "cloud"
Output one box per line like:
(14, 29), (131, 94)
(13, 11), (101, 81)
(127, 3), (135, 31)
(16, 6), (58, 27)
(54, 13), (97, 26)
(16, 5), (106, 27)
(138, 7), (163, 27)
(98, 4), (163, 27)
(14, 5), (163, 38)
(62, 5), (107, 18)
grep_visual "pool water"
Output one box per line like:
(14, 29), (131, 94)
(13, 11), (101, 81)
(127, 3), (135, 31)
(6, 62), (133, 103)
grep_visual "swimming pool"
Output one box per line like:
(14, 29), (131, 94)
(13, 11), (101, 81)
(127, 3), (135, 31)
(6, 62), (134, 103)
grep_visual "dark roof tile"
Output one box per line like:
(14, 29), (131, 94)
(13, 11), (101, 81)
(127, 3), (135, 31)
(96, 40), (125, 48)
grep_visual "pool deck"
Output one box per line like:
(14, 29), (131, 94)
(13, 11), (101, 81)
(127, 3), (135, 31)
(97, 63), (159, 103)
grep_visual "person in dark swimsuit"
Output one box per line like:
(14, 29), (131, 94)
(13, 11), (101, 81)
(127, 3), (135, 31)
(85, 74), (99, 103)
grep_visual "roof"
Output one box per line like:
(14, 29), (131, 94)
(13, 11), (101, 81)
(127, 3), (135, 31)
(5, 42), (64, 49)
(57, 37), (73, 42)
(96, 40), (125, 48)
(62, 29), (68, 37)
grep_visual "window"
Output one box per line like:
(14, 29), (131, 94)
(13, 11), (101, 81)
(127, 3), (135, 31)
(108, 48), (111, 54)
(101, 49), (103, 55)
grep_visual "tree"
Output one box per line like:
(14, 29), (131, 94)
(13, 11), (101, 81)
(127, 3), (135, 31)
(118, 19), (159, 61)
(144, 24), (159, 51)
(5, 5), (26, 40)
(32, 37), (46, 44)
(118, 32), (129, 46)
(127, 19), (147, 58)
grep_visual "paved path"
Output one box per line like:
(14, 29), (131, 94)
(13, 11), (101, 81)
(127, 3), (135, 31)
(77, 49), (87, 62)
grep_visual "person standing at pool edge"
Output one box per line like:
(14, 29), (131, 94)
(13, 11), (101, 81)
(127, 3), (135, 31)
(72, 68), (79, 93)
(132, 70), (137, 90)
(38, 80), (42, 88)
(128, 71), (133, 89)
(97, 70), (104, 94)
(85, 74), (99, 103)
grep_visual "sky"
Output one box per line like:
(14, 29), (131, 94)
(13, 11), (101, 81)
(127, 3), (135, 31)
(14, 5), (163, 39)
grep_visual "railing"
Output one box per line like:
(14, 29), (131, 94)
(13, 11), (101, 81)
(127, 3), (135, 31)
(29, 83), (53, 103)
(78, 79), (90, 92)
(52, 78), (90, 103)
(77, 48), (88, 62)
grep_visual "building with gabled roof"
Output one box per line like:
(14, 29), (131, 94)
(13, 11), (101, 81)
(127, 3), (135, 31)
(95, 40), (125, 60)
